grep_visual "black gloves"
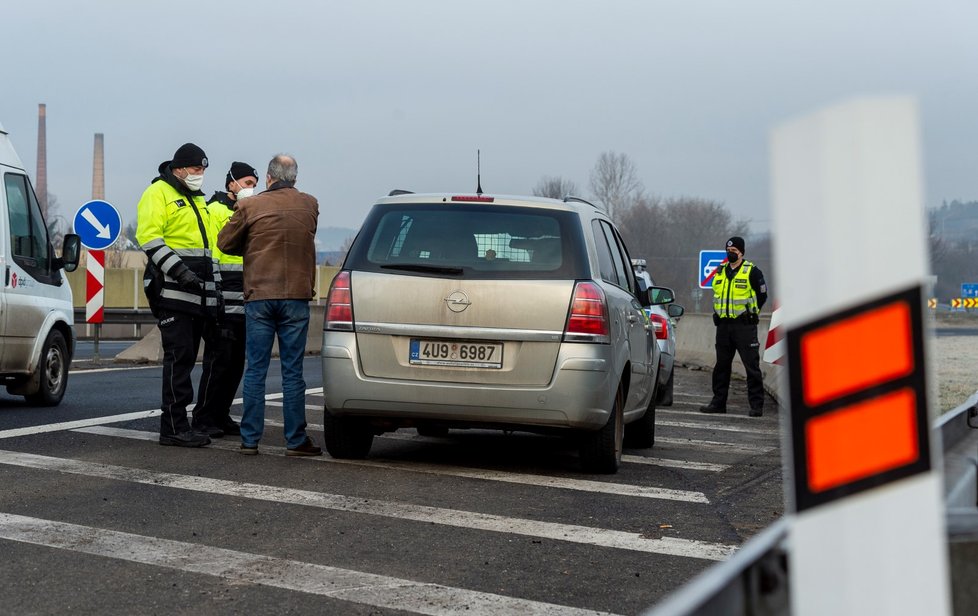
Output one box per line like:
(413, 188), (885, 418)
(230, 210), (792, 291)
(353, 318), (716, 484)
(748, 312), (760, 325)
(171, 263), (202, 292)
(713, 313), (720, 326)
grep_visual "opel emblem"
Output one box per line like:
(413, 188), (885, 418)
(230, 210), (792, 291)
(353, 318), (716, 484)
(444, 290), (471, 313)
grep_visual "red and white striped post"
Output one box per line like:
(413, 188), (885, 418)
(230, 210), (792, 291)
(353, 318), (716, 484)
(86, 249), (104, 360)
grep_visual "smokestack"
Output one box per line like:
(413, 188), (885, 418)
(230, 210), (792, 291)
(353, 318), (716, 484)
(92, 133), (104, 200)
(36, 103), (48, 214)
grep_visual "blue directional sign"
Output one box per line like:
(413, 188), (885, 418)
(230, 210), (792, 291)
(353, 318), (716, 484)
(961, 283), (978, 299)
(699, 250), (729, 289)
(73, 200), (122, 250)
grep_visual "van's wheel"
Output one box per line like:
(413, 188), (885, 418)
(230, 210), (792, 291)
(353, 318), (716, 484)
(657, 370), (674, 407)
(625, 398), (656, 449)
(580, 387), (624, 473)
(25, 330), (69, 407)
(323, 408), (373, 459)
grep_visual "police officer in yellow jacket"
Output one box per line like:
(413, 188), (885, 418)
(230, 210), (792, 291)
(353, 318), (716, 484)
(700, 236), (768, 417)
(191, 162), (259, 437)
(136, 143), (221, 447)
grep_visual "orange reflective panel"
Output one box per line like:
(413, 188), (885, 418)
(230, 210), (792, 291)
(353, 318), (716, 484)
(801, 301), (914, 407)
(805, 387), (919, 493)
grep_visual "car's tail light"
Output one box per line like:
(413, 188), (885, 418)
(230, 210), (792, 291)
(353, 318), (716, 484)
(325, 271), (353, 331)
(451, 195), (494, 202)
(564, 281), (609, 342)
(648, 312), (669, 340)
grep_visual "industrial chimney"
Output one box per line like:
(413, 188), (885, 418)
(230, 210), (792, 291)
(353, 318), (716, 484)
(92, 133), (104, 200)
(36, 103), (48, 215)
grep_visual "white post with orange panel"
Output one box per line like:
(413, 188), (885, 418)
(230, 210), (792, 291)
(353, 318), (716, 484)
(771, 97), (950, 615)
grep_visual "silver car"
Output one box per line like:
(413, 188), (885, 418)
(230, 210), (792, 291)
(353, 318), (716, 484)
(632, 259), (685, 406)
(322, 192), (675, 473)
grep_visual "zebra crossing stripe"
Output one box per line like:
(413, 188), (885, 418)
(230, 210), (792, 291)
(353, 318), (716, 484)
(0, 512), (614, 616)
(0, 448), (736, 561)
(76, 426), (711, 504)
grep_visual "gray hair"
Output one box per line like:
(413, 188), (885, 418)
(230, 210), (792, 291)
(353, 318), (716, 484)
(267, 154), (298, 183)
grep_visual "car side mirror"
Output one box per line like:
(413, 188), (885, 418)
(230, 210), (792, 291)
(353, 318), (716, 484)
(59, 234), (81, 273)
(668, 303), (685, 320)
(647, 286), (675, 306)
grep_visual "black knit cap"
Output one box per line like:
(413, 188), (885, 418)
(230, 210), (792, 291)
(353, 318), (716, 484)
(171, 143), (208, 169)
(226, 161), (259, 189)
(726, 236), (746, 254)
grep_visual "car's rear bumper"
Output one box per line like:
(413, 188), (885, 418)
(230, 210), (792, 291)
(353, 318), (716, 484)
(322, 332), (617, 430)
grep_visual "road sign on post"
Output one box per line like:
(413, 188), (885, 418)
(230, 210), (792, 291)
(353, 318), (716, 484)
(961, 283), (978, 298)
(698, 250), (727, 289)
(73, 200), (122, 250)
(771, 97), (949, 615)
(86, 249), (105, 324)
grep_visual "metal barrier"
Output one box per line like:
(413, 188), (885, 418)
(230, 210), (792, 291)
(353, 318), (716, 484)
(73, 308), (157, 326)
(643, 394), (978, 616)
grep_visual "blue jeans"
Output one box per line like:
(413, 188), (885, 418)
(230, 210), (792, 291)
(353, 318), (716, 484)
(241, 300), (311, 448)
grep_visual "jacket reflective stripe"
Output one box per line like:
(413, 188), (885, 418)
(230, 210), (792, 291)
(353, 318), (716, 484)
(174, 248), (211, 257)
(223, 291), (244, 301)
(218, 263), (243, 272)
(712, 261), (758, 318)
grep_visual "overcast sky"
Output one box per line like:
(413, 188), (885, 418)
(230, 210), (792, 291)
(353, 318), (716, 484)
(2, 0), (976, 247)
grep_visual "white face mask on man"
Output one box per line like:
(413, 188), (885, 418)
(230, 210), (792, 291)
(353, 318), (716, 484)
(235, 187), (255, 199)
(182, 173), (204, 191)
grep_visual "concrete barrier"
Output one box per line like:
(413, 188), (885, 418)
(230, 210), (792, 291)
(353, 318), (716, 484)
(674, 314), (785, 408)
(114, 305), (326, 363)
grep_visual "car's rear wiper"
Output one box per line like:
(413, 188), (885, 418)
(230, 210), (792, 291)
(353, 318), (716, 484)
(380, 264), (464, 275)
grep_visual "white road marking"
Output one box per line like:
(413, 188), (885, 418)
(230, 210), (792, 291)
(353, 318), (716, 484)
(0, 410), (162, 440)
(0, 512), (614, 616)
(0, 387), (326, 440)
(656, 420), (779, 436)
(76, 427), (711, 504)
(0, 449), (736, 561)
(655, 437), (774, 455)
(263, 400), (322, 410)
(671, 392), (713, 400)
(621, 456), (729, 473)
(69, 365), (162, 374)
(658, 408), (774, 422)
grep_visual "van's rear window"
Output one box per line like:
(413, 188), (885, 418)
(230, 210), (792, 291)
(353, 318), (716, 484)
(346, 203), (587, 279)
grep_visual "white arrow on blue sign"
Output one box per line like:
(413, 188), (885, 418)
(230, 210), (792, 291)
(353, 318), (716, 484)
(698, 250), (728, 289)
(73, 200), (122, 250)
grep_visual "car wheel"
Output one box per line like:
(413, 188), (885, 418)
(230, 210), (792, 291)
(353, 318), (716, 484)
(580, 387), (624, 474)
(25, 330), (69, 407)
(657, 370), (674, 407)
(625, 398), (656, 449)
(323, 408), (373, 459)
(417, 425), (449, 437)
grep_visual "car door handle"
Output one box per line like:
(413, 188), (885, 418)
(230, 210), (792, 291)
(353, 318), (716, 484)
(627, 314), (639, 324)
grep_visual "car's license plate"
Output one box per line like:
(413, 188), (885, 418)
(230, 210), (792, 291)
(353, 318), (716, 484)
(409, 339), (503, 368)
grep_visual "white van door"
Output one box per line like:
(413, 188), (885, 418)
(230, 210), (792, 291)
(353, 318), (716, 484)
(0, 171), (67, 373)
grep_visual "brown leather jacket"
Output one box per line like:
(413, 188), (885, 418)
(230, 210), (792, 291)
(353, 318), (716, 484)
(217, 182), (319, 302)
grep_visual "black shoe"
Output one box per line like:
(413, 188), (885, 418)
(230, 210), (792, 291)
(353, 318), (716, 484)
(238, 443), (259, 455)
(749, 408), (763, 417)
(286, 437), (323, 457)
(192, 424), (225, 438)
(220, 420), (241, 436)
(699, 404), (727, 414)
(160, 431), (211, 447)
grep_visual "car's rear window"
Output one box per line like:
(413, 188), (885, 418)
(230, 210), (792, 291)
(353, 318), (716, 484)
(345, 203), (588, 279)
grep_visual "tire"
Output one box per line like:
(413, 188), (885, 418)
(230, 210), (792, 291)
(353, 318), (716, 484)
(625, 399), (656, 449)
(25, 330), (69, 407)
(417, 425), (450, 437)
(580, 387), (624, 474)
(657, 370), (674, 407)
(323, 408), (374, 459)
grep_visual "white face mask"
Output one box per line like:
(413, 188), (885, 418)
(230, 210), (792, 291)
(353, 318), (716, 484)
(236, 187), (255, 200)
(182, 173), (204, 191)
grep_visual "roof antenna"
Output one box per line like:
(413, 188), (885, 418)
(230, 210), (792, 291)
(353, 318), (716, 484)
(476, 149), (483, 196)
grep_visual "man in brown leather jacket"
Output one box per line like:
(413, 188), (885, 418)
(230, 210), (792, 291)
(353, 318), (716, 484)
(217, 154), (321, 456)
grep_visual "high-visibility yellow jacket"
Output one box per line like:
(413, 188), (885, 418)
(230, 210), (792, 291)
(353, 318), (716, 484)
(136, 168), (220, 316)
(712, 260), (759, 319)
(207, 193), (244, 318)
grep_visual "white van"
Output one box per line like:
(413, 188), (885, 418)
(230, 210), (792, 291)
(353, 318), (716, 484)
(0, 121), (80, 406)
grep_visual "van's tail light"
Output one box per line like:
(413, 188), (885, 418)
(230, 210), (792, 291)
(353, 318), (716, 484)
(648, 312), (669, 340)
(325, 271), (353, 331)
(564, 281), (609, 343)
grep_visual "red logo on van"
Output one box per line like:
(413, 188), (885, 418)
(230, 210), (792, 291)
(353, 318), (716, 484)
(10, 273), (16, 288)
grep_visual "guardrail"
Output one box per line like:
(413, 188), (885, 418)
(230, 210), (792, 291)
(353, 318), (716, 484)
(73, 308), (158, 326)
(643, 394), (978, 616)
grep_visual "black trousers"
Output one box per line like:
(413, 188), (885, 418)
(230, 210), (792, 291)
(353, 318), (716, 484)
(711, 319), (765, 411)
(158, 309), (206, 437)
(193, 318), (246, 429)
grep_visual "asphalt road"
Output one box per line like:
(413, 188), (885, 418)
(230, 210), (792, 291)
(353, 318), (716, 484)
(0, 358), (783, 615)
